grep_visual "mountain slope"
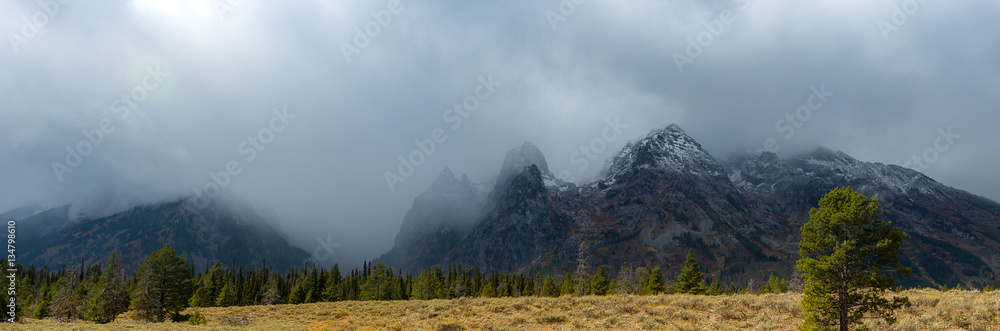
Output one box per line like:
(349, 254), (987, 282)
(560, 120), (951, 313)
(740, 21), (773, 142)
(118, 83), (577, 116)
(727, 148), (1000, 287)
(447, 164), (576, 272)
(378, 168), (489, 272)
(380, 124), (1000, 288)
(16, 192), (309, 271)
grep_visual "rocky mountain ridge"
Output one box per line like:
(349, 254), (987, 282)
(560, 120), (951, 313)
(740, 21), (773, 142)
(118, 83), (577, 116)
(380, 124), (1000, 288)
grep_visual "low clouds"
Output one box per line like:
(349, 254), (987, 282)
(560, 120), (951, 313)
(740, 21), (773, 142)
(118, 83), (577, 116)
(1, 0), (998, 267)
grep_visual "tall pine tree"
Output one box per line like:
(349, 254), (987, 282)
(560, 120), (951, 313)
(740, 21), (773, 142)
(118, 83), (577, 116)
(590, 266), (610, 295)
(130, 244), (193, 322)
(642, 264), (666, 295)
(672, 249), (707, 294)
(84, 251), (128, 323)
(798, 187), (910, 331)
(215, 281), (237, 307)
(541, 275), (559, 297)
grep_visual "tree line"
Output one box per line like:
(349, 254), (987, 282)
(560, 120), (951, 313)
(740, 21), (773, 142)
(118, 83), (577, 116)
(9, 187), (988, 330)
(4, 245), (792, 324)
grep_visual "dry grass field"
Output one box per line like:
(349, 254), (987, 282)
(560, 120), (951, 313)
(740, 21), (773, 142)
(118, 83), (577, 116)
(8, 289), (998, 330)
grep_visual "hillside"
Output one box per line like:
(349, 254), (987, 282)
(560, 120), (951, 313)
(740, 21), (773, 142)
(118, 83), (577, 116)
(9, 191), (309, 272)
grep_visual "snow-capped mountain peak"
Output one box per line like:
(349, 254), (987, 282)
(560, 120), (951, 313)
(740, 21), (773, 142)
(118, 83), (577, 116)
(600, 124), (726, 183)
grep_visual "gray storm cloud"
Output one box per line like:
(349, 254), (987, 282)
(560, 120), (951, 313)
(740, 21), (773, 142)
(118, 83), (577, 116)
(1, 0), (998, 268)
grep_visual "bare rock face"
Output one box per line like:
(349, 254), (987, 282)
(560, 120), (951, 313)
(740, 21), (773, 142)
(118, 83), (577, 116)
(381, 125), (1000, 288)
(446, 165), (575, 272)
(499, 142), (552, 183)
(378, 168), (488, 273)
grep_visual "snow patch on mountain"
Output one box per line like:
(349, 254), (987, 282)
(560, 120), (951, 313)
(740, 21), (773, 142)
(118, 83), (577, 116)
(600, 124), (727, 183)
(728, 148), (941, 198)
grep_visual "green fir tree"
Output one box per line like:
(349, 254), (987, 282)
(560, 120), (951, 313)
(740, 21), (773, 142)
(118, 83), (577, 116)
(797, 187), (910, 331)
(672, 249), (707, 294)
(590, 266), (610, 296)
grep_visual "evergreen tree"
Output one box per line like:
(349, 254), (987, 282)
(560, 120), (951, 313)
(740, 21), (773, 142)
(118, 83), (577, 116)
(560, 272), (575, 296)
(798, 187), (910, 331)
(607, 279), (619, 295)
(189, 276), (213, 308)
(206, 262), (224, 302)
(757, 274), (790, 294)
(130, 244), (193, 322)
(479, 278), (497, 298)
(413, 266), (445, 300)
(301, 270), (318, 303)
(189, 308), (207, 325)
(725, 283), (738, 295)
(672, 249), (707, 294)
(499, 275), (512, 297)
(31, 298), (49, 320)
(50, 270), (84, 321)
(188, 261), (223, 309)
(215, 281), (237, 307)
(84, 251), (128, 323)
(590, 266), (610, 296)
(541, 275), (559, 297)
(642, 264), (666, 295)
(288, 277), (305, 304)
(261, 271), (284, 305)
(360, 263), (391, 300)
(707, 277), (724, 296)
(304, 266), (320, 303)
(322, 265), (342, 302)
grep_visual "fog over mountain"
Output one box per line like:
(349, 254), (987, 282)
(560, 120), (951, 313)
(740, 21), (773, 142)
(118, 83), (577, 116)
(1, 0), (998, 269)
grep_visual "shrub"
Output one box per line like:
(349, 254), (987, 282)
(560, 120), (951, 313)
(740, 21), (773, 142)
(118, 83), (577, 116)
(218, 312), (251, 326)
(601, 316), (619, 327)
(188, 308), (207, 325)
(718, 306), (746, 321)
(538, 314), (567, 324)
(437, 322), (465, 331)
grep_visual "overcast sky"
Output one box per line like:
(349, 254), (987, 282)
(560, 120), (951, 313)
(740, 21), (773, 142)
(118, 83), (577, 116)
(2, 0), (998, 268)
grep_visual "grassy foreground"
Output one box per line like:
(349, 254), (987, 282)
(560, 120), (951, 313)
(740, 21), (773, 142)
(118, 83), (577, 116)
(9, 289), (999, 330)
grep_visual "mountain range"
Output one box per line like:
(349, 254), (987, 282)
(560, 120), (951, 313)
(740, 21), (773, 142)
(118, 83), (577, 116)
(4, 191), (308, 272)
(7, 123), (999, 288)
(379, 124), (1000, 289)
